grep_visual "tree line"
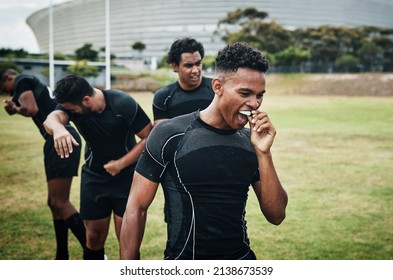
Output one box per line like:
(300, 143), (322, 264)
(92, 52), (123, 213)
(215, 7), (393, 73)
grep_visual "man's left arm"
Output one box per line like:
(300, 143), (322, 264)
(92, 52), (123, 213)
(249, 110), (288, 225)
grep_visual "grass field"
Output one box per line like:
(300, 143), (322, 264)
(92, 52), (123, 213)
(0, 74), (392, 260)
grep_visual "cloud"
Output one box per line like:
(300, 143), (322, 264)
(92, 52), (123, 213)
(0, 1), (70, 53)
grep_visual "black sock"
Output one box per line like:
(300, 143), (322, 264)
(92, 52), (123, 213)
(83, 247), (105, 260)
(53, 219), (69, 260)
(65, 213), (86, 250)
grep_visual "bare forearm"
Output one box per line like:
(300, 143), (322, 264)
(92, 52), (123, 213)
(118, 138), (146, 170)
(43, 111), (67, 135)
(256, 151), (288, 225)
(120, 209), (147, 259)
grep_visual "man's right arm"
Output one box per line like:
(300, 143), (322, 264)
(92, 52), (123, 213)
(44, 110), (79, 158)
(120, 171), (159, 259)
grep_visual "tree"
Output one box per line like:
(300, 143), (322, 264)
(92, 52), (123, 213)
(273, 46), (311, 72)
(335, 54), (359, 72)
(357, 40), (382, 71)
(67, 60), (99, 78)
(218, 7), (268, 25)
(216, 8), (291, 54)
(372, 34), (393, 71)
(0, 48), (28, 58)
(75, 43), (98, 61)
(131, 41), (146, 53)
(202, 55), (215, 72)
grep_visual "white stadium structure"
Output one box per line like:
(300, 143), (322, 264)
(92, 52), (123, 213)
(27, 0), (393, 60)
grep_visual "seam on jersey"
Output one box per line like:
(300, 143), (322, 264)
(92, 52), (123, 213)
(86, 151), (93, 169)
(124, 132), (130, 152)
(239, 249), (252, 260)
(145, 145), (165, 168)
(173, 150), (196, 260)
(241, 201), (250, 249)
(160, 132), (185, 165)
(162, 85), (178, 110)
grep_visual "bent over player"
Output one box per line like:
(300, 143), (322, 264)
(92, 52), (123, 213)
(1, 69), (85, 260)
(44, 75), (153, 259)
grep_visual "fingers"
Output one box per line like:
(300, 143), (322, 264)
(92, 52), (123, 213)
(249, 111), (271, 133)
(103, 160), (121, 176)
(54, 135), (79, 158)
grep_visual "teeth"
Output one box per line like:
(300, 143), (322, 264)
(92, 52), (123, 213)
(239, 110), (252, 116)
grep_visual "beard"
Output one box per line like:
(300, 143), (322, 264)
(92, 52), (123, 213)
(81, 104), (93, 114)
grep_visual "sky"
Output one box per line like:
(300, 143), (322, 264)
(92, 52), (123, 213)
(0, 0), (71, 53)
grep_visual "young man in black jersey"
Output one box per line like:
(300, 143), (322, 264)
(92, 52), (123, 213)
(1, 69), (86, 260)
(120, 42), (288, 260)
(43, 75), (153, 260)
(153, 37), (214, 125)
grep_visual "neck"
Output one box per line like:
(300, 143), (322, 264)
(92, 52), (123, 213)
(93, 88), (106, 113)
(200, 100), (229, 130)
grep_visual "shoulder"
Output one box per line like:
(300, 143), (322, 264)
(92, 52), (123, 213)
(201, 76), (213, 88)
(154, 81), (178, 96)
(148, 112), (197, 144)
(153, 81), (179, 102)
(105, 89), (137, 109)
(14, 74), (36, 86)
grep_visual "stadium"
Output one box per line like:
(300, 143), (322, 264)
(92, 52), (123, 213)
(27, 0), (393, 60)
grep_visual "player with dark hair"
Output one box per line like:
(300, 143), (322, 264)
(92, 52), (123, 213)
(120, 42), (288, 260)
(43, 75), (153, 260)
(1, 69), (85, 260)
(152, 37), (214, 124)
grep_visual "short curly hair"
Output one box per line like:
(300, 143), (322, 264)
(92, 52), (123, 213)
(166, 37), (205, 65)
(215, 42), (269, 74)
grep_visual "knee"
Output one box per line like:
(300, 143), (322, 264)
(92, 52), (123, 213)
(47, 196), (66, 212)
(86, 228), (107, 250)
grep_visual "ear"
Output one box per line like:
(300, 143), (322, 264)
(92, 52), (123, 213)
(81, 96), (90, 106)
(172, 63), (179, 73)
(212, 77), (223, 96)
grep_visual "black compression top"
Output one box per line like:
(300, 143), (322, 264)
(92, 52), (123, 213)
(152, 76), (214, 121)
(12, 75), (57, 138)
(59, 90), (151, 175)
(136, 111), (260, 259)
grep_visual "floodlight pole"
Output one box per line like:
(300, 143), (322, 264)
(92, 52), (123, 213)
(49, 0), (55, 90)
(105, 0), (111, 89)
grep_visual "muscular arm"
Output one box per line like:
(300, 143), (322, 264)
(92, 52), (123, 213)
(103, 122), (153, 176)
(3, 90), (38, 117)
(249, 111), (288, 225)
(120, 172), (159, 259)
(43, 110), (79, 158)
(252, 151), (288, 225)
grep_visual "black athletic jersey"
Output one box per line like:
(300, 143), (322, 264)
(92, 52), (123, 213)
(152, 76), (214, 121)
(136, 111), (260, 260)
(58, 90), (151, 176)
(12, 75), (57, 138)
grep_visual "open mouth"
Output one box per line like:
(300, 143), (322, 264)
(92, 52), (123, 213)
(239, 110), (252, 116)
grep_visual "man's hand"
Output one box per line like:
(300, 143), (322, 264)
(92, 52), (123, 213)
(104, 160), (121, 176)
(53, 128), (79, 158)
(3, 100), (17, 115)
(248, 110), (276, 154)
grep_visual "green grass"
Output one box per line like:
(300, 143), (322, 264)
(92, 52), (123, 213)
(0, 75), (392, 260)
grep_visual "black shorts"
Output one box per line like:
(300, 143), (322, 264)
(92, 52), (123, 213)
(44, 125), (81, 181)
(80, 165), (133, 220)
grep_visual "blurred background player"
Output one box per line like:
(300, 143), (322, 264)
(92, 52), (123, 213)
(152, 37), (214, 125)
(1, 68), (85, 260)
